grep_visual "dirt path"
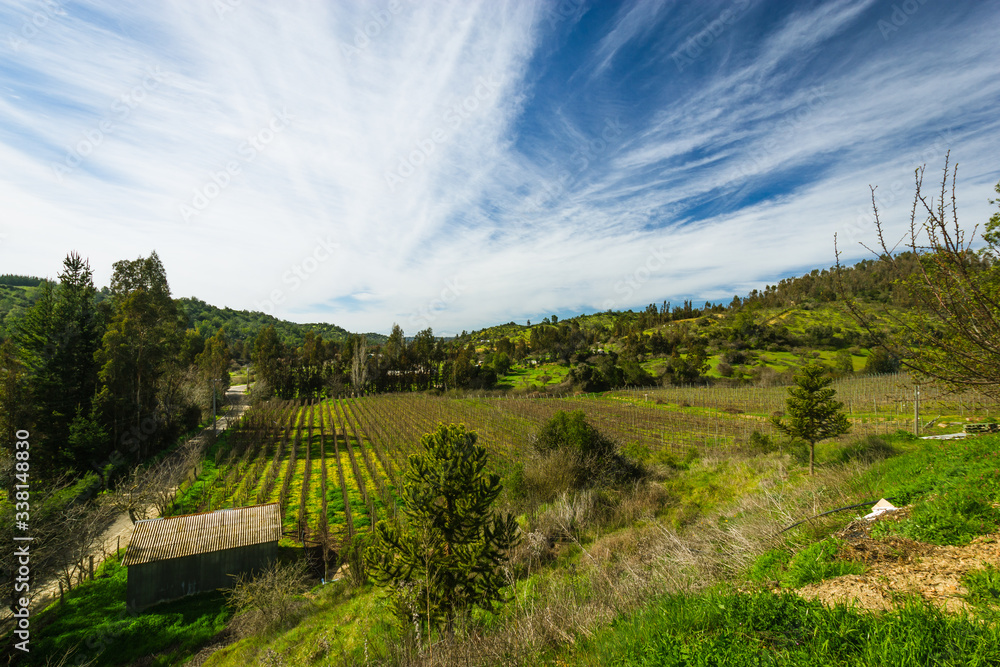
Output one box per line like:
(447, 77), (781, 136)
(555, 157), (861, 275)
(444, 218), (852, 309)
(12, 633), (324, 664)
(21, 386), (251, 613)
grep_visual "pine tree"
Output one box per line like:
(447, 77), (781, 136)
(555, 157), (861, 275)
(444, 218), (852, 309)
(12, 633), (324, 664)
(771, 364), (851, 475)
(365, 423), (519, 637)
(12, 253), (104, 473)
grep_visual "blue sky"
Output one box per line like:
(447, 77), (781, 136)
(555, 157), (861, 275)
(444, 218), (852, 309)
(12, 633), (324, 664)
(2, 0), (999, 336)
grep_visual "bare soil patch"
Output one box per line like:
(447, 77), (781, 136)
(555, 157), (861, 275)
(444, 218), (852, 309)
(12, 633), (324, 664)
(794, 510), (1000, 613)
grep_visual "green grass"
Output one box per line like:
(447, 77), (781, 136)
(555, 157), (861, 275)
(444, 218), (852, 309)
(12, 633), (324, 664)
(748, 548), (792, 584)
(204, 582), (395, 666)
(779, 537), (864, 587)
(881, 489), (1000, 546)
(563, 587), (1000, 666)
(964, 565), (1000, 610)
(863, 435), (1000, 545)
(23, 554), (229, 666)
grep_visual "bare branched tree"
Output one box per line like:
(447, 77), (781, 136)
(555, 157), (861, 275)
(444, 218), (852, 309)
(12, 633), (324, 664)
(107, 465), (157, 524)
(55, 500), (117, 592)
(837, 152), (1000, 397)
(350, 337), (369, 393)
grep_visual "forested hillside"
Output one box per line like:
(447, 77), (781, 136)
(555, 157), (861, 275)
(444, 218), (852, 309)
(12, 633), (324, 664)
(177, 297), (387, 361)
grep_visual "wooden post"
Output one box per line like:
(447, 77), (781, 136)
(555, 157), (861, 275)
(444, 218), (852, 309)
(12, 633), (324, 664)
(89, 556), (94, 580)
(59, 582), (64, 604)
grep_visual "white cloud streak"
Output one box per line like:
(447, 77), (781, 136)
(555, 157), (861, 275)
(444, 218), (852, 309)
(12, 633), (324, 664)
(1, 0), (999, 336)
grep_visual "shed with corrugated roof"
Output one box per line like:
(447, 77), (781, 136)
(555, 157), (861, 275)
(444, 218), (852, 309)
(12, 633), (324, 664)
(122, 502), (281, 611)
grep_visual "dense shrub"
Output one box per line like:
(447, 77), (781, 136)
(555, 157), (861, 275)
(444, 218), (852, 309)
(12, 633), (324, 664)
(530, 410), (644, 495)
(747, 430), (777, 454)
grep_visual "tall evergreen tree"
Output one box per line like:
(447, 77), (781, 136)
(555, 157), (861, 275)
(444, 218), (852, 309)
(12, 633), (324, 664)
(12, 253), (104, 473)
(365, 423), (519, 636)
(196, 327), (231, 412)
(0, 339), (31, 476)
(11, 281), (59, 471)
(252, 325), (283, 396)
(95, 252), (183, 462)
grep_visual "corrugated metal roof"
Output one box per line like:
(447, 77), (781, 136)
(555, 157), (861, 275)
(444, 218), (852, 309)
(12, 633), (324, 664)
(122, 502), (281, 567)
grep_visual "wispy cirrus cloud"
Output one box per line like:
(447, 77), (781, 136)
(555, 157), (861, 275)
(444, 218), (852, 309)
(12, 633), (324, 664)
(1, 0), (998, 335)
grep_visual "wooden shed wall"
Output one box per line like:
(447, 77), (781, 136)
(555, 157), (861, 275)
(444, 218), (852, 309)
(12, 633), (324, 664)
(126, 541), (276, 611)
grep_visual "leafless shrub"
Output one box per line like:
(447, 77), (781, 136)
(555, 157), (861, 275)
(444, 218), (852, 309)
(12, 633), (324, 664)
(533, 490), (596, 543)
(54, 500), (118, 593)
(224, 559), (312, 638)
(508, 530), (556, 575)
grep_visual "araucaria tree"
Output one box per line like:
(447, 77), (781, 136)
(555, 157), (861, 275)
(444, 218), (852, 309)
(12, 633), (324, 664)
(365, 423), (520, 638)
(771, 364), (850, 475)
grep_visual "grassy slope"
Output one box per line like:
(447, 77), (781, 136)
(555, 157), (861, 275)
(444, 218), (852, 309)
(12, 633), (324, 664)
(11, 554), (229, 666)
(485, 300), (912, 389)
(560, 435), (1000, 666)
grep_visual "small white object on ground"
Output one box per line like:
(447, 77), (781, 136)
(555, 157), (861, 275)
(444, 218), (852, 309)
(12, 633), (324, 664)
(863, 498), (897, 521)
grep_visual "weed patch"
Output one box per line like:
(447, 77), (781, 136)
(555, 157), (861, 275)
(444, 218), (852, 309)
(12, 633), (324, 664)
(748, 548), (791, 583)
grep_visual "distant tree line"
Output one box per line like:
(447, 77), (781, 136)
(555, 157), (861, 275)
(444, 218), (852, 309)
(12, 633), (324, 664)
(0, 275), (45, 287)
